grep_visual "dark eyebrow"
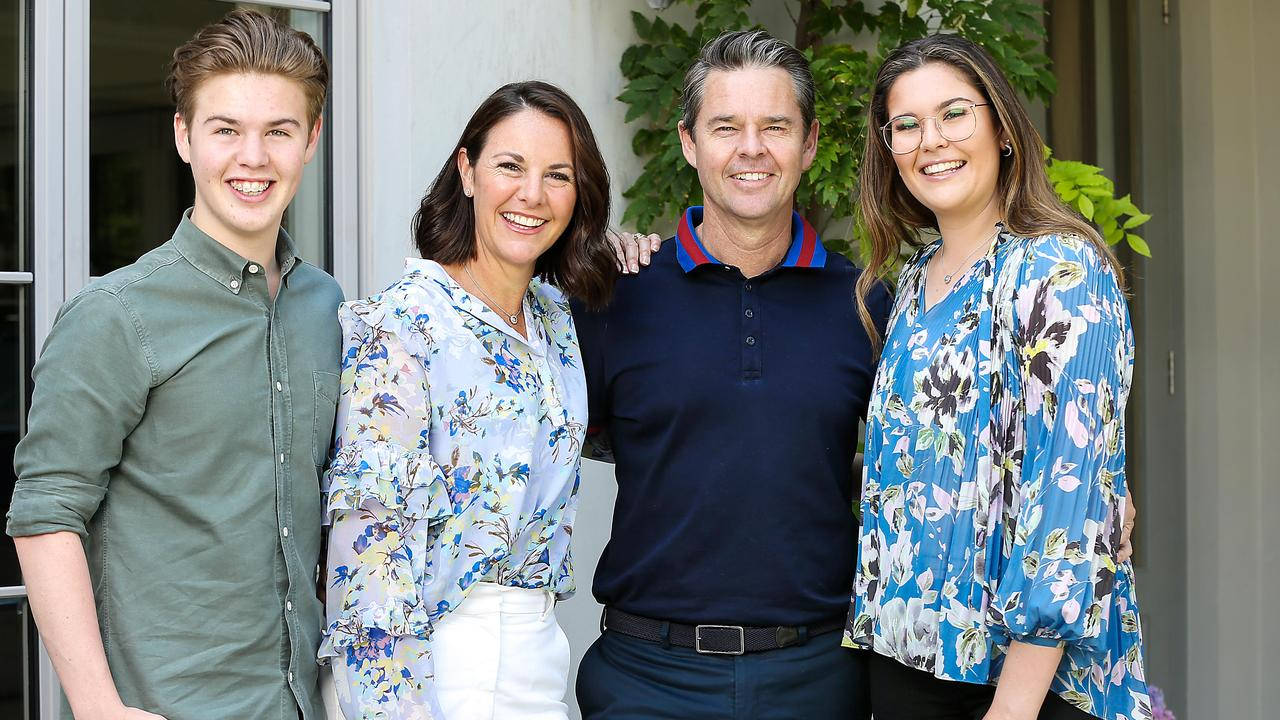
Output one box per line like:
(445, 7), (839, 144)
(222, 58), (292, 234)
(494, 152), (573, 171)
(203, 116), (301, 128)
(888, 97), (977, 119)
(763, 116), (794, 125)
(935, 96), (975, 110)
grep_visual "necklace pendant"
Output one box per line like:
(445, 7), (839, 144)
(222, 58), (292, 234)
(944, 273), (953, 284)
(509, 313), (519, 325)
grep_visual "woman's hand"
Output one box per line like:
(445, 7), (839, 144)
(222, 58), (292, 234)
(607, 228), (663, 273)
(1117, 492), (1137, 563)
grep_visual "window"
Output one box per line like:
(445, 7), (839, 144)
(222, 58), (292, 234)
(0, 0), (35, 717)
(89, 1), (331, 276)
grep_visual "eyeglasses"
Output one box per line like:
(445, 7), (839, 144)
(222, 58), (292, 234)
(880, 103), (990, 155)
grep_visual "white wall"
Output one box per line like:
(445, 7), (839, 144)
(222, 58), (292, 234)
(1180, 0), (1280, 717)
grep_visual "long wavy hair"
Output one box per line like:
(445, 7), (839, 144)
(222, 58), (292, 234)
(412, 81), (618, 308)
(856, 34), (1122, 352)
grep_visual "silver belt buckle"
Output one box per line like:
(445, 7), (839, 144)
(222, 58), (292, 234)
(695, 624), (745, 655)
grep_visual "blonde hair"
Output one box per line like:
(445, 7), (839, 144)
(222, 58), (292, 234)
(856, 34), (1122, 352)
(165, 8), (329, 128)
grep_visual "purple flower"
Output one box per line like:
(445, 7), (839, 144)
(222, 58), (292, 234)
(1149, 685), (1177, 720)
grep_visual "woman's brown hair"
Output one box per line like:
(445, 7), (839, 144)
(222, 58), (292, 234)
(856, 34), (1122, 351)
(412, 81), (618, 309)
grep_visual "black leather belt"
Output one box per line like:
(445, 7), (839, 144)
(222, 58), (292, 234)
(601, 606), (845, 656)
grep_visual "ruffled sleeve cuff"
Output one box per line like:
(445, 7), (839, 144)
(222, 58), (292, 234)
(323, 439), (451, 525)
(320, 439), (453, 662)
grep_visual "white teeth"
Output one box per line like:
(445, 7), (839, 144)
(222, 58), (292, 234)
(501, 212), (547, 228)
(230, 180), (270, 195)
(732, 172), (770, 181)
(922, 161), (965, 176)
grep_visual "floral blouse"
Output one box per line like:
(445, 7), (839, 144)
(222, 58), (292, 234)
(845, 231), (1151, 720)
(318, 259), (587, 720)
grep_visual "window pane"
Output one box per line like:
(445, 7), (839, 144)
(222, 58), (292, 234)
(0, 600), (32, 717)
(0, 0), (23, 273)
(0, 284), (29, 590)
(89, 1), (330, 276)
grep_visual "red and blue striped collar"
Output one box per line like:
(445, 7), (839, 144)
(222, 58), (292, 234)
(674, 206), (827, 273)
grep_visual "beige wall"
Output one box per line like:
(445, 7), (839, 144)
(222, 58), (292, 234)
(1180, 0), (1279, 717)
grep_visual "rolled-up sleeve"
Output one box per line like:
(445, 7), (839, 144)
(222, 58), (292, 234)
(7, 290), (153, 539)
(992, 240), (1132, 651)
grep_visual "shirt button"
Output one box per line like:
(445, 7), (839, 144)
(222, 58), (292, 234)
(281, 526), (289, 538)
(248, 264), (259, 274)
(745, 336), (756, 346)
(287, 671), (294, 683)
(229, 279), (240, 290)
(279, 453), (285, 464)
(744, 282), (753, 291)
(723, 265), (731, 271)
(744, 308), (754, 318)
(286, 600), (293, 612)
(275, 381), (283, 392)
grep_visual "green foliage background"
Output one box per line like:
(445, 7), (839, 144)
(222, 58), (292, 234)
(617, 0), (1150, 262)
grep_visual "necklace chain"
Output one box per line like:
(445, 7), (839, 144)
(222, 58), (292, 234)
(463, 264), (522, 326)
(937, 227), (1000, 285)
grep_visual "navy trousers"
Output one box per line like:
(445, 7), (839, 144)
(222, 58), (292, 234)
(575, 628), (871, 720)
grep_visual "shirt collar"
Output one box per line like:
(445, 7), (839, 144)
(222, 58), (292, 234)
(170, 209), (301, 293)
(674, 205), (827, 273)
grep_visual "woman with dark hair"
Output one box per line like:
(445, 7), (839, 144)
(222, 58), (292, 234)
(844, 35), (1150, 720)
(318, 80), (617, 720)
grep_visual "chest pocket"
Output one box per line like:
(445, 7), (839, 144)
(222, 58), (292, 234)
(312, 370), (340, 467)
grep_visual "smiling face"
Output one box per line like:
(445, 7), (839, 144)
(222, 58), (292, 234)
(679, 66), (817, 226)
(885, 62), (1005, 227)
(175, 72), (321, 248)
(458, 108), (577, 273)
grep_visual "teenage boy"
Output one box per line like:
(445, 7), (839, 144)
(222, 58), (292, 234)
(6, 10), (341, 719)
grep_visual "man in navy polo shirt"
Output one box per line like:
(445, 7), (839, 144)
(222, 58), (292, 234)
(573, 30), (890, 718)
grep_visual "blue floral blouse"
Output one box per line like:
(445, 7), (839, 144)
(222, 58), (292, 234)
(845, 232), (1151, 720)
(318, 259), (587, 720)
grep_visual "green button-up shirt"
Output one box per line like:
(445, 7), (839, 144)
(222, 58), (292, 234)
(6, 213), (344, 719)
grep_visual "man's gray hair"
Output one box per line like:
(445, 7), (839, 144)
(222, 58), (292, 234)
(680, 29), (816, 139)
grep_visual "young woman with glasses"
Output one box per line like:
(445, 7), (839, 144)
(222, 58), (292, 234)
(844, 35), (1151, 720)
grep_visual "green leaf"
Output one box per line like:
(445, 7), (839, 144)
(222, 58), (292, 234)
(1122, 212), (1152, 229)
(631, 11), (651, 40)
(1078, 194), (1094, 220)
(628, 74), (664, 92)
(1126, 234), (1152, 257)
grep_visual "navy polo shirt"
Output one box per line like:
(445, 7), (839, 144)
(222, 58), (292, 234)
(573, 206), (892, 627)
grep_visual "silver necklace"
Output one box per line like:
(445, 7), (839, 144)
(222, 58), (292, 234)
(937, 228), (999, 285)
(463, 264), (522, 326)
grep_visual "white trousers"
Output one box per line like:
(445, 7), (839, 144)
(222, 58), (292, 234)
(322, 583), (570, 720)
